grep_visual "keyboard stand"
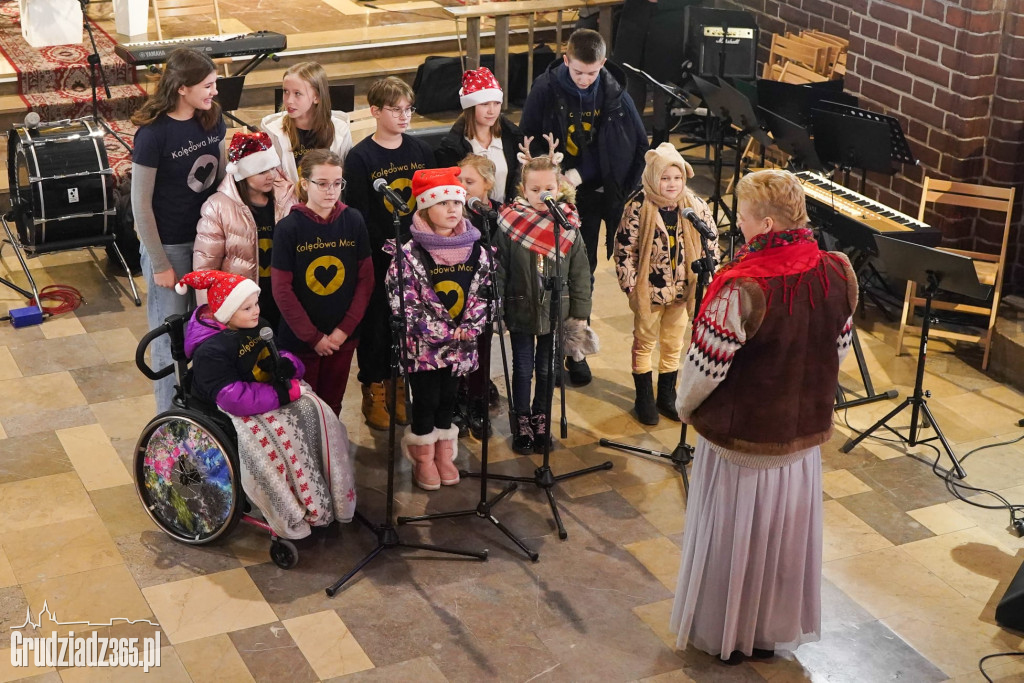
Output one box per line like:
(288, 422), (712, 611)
(835, 325), (898, 411)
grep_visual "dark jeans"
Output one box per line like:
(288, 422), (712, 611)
(464, 325), (493, 401)
(295, 336), (358, 416)
(576, 185), (626, 273)
(509, 332), (553, 416)
(407, 367), (460, 436)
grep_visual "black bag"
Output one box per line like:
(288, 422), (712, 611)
(412, 54), (496, 115)
(106, 171), (142, 275)
(508, 44), (557, 105)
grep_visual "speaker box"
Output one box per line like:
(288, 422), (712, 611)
(683, 7), (758, 80)
(996, 559), (1024, 631)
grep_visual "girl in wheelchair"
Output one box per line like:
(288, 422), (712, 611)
(176, 269), (357, 540)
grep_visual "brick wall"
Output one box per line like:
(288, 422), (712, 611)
(717, 0), (1024, 293)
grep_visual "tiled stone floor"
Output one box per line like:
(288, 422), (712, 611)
(1, 234), (1023, 681)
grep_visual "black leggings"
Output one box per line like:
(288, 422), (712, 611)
(407, 367), (460, 436)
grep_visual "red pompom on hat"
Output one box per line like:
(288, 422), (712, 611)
(412, 167), (467, 211)
(175, 270), (260, 323)
(459, 66), (503, 110)
(225, 131), (281, 181)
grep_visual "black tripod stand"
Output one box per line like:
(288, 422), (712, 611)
(462, 198), (612, 540)
(397, 209), (538, 561)
(80, 0), (131, 154)
(839, 236), (992, 479)
(326, 206), (488, 597)
(599, 216), (717, 494)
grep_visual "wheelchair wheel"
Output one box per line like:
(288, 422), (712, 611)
(270, 539), (298, 569)
(134, 410), (242, 544)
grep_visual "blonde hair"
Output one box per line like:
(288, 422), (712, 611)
(131, 48), (221, 130)
(296, 149), (342, 203)
(458, 154), (496, 192)
(517, 156), (574, 202)
(735, 169), (809, 230)
(281, 62), (334, 152)
(367, 76), (414, 109)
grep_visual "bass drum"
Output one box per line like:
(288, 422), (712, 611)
(7, 116), (115, 254)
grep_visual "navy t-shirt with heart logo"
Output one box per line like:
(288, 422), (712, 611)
(132, 114), (227, 244)
(249, 200), (280, 329)
(271, 204), (371, 352)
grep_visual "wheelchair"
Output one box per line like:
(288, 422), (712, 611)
(134, 313), (300, 569)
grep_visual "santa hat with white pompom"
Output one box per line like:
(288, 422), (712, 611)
(224, 131), (281, 182)
(175, 270), (260, 323)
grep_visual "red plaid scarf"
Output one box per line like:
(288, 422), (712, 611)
(498, 198), (579, 261)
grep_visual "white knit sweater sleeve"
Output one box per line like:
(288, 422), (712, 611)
(675, 281), (759, 423)
(837, 315), (854, 365)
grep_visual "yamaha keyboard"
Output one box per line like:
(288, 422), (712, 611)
(115, 31), (286, 66)
(796, 171), (941, 253)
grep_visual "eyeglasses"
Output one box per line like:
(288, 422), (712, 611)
(308, 179), (346, 192)
(382, 106), (416, 118)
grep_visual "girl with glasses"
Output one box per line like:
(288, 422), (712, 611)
(270, 150), (374, 416)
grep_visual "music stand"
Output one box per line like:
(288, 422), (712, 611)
(214, 76), (257, 131)
(756, 79), (849, 127)
(691, 74), (771, 258)
(811, 101), (916, 193)
(758, 107), (826, 172)
(840, 236), (992, 478)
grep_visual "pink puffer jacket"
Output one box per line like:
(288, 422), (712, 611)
(193, 170), (297, 282)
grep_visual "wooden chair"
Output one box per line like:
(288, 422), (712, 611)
(763, 34), (828, 80)
(896, 178), (1016, 370)
(151, 0), (222, 40)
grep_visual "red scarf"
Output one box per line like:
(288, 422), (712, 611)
(497, 198), (579, 261)
(699, 228), (844, 319)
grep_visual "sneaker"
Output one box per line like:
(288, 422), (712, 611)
(512, 414), (534, 455)
(564, 356), (592, 386)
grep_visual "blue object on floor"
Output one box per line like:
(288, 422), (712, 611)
(10, 305), (43, 328)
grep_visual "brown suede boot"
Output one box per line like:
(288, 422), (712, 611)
(386, 377), (410, 426)
(433, 426), (461, 486)
(361, 382), (390, 431)
(401, 429), (440, 490)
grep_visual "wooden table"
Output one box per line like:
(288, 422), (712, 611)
(444, 0), (621, 108)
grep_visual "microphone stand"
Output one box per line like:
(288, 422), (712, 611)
(325, 203), (488, 597)
(397, 209), (538, 561)
(80, 0), (131, 153)
(598, 228), (717, 495)
(462, 199), (612, 540)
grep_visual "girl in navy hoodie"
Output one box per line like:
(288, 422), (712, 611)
(178, 269), (356, 540)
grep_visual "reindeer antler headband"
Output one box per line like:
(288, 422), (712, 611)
(517, 133), (564, 165)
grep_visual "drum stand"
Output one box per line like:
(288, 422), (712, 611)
(1, 214), (142, 308)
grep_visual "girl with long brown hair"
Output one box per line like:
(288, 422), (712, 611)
(131, 47), (226, 414)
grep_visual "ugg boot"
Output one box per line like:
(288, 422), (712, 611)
(361, 382), (390, 431)
(531, 412), (552, 454)
(656, 370), (680, 421)
(512, 413), (534, 455)
(433, 426), (461, 486)
(402, 429), (440, 490)
(386, 377), (410, 425)
(633, 372), (659, 425)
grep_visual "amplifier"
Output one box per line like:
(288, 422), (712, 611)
(684, 8), (759, 80)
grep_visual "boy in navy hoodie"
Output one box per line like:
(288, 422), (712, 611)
(520, 28), (647, 385)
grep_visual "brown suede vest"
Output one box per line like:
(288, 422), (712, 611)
(691, 254), (856, 455)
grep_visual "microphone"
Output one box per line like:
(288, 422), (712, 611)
(24, 112), (39, 129)
(467, 196), (498, 220)
(372, 177), (408, 211)
(540, 192), (571, 228)
(259, 327), (281, 366)
(682, 208), (717, 242)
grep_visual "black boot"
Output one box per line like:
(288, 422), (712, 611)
(564, 356), (592, 386)
(512, 413), (534, 455)
(467, 399), (491, 440)
(531, 412), (552, 453)
(633, 372), (659, 425)
(656, 370), (680, 421)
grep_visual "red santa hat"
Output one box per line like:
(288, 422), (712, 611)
(412, 167), (467, 211)
(175, 270), (260, 323)
(459, 67), (503, 110)
(225, 131), (281, 181)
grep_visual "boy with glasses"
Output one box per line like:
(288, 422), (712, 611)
(344, 76), (436, 430)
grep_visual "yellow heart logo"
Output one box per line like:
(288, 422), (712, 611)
(434, 280), (465, 319)
(305, 255), (346, 296)
(258, 238), (273, 278)
(383, 177), (415, 216)
(252, 346), (272, 383)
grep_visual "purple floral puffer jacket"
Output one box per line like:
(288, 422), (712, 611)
(384, 239), (494, 377)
